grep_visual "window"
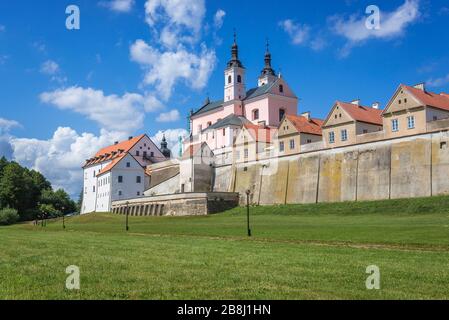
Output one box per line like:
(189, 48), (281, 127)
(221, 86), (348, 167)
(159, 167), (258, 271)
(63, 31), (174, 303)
(279, 85), (284, 93)
(341, 129), (348, 141)
(289, 139), (295, 150)
(136, 151), (140, 157)
(136, 176), (141, 184)
(118, 176), (123, 183)
(143, 151), (147, 158)
(118, 190), (122, 196)
(126, 162), (131, 168)
(307, 139), (312, 144)
(363, 129), (368, 134)
(93, 186), (95, 192)
(279, 141), (285, 152)
(228, 75), (232, 84)
(223, 128), (226, 136)
(150, 152), (154, 157)
(434, 116), (438, 121)
(237, 75), (242, 83)
(253, 109), (259, 120)
(207, 121), (212, 127)
(279, 109), (286, 122)
(93, 170), (96, 177)
(329, 132), (335, 144)
(137, 192), (141, 196)
(407, 116), (415, 129)
(392, 119), (399, 132)
(244, 149), (249, 158)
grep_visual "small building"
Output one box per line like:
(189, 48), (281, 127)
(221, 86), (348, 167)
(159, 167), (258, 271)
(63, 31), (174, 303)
(382, 83), (449, 138)
(322, 101), (383, 148)
(276, 113), (323, 155)
(179, 142), (214, 193)
(234, 123), (276, 163)
(81, 134), (167, 214)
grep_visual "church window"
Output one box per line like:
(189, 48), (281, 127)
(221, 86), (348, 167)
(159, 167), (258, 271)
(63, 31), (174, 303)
(237, 75), (242, 83)
(228, 75), (232, 84)
(279, 85), (284, 93)
(253, 109), (260, 120)
(279, 109), (286, 122)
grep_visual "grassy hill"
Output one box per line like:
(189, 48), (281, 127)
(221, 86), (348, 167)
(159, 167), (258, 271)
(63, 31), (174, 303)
(1, 196), (449, 300)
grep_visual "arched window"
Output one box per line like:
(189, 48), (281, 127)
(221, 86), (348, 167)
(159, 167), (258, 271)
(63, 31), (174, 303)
(253, 109), (259, 120)
(228, 75), (232, 84)
(279, 85), (284, 93)
(237, 75), (242, 83)
(279, 109), (286, 122)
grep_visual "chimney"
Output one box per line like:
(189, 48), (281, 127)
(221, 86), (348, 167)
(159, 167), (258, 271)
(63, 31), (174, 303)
(128, 136), (133, 140)
(301, 111), (311, 120)
(414, 83), (426, 91)
(351, 99), (361, 105)
(114, 141), (119, 145)
(372, 102), (380, 109)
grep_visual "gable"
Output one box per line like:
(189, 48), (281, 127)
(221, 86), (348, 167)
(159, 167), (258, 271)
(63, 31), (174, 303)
(278, 117), (299, 137)
(323, 103), (354, 127)
(383, 86), (422, 115)
(268, 78), (296, 99)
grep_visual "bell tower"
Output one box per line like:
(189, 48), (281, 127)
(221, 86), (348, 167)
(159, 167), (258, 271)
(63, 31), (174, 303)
(258, 39), (277, 87)
(224, 32), (246, 103)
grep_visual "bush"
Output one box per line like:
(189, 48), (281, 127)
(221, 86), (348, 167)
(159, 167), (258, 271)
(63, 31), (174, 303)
(0, 208), (20, 226)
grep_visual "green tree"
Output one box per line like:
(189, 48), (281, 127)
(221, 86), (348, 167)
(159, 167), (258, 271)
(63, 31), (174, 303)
(40, 188), (76, 214)
(29, 170), (52, 192)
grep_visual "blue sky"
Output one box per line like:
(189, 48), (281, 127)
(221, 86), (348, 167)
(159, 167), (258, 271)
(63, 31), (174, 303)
(0, 0), (448, 197)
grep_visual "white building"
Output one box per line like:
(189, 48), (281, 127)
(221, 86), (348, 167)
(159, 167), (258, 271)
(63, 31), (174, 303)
(81, 134), (169, 214)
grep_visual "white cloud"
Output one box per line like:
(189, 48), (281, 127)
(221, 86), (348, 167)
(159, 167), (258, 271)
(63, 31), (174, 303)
(214, 10), (226, 29)
(10, 127), (129, 197)
(0, 118), (21, 135)
(40, 60), (60, 75)
(156, 109), (180, 123)
(331, 0), (420, 56)
(280, 20), (310, 45)
(145, 0), (205, 47)
(427, 74), (449, 88)
(130, 39), (216, 100)
(100, 0), (135, 13)
(151, 128), (188, 156)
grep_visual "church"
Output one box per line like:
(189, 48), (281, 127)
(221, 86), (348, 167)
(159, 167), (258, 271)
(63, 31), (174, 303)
(185, 34), (299, 156)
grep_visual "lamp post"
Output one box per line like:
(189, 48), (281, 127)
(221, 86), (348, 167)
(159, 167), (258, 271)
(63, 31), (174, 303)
(126, 201), (130, 232)
(246, 190), (252, 237)
(62, 206), (66, 229)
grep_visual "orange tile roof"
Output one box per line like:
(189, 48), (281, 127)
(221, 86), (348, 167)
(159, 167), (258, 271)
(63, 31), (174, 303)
(96, 153), (127, 176)
(243, 123), (277, 143)
(285, 114), (323, 136)
(402, 85), (449, 112)
(95, 134), (145, 157)
(337, 101), (383, 126)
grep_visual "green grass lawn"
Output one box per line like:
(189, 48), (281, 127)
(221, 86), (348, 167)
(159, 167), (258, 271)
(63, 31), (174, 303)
(1, 196), (449, 300)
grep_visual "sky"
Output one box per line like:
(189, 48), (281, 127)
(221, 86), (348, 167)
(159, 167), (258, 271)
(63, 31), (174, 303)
(1, 0), (449, 198)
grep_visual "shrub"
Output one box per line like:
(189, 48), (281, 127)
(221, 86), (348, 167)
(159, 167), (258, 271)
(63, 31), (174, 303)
(0, 208), (20, 226)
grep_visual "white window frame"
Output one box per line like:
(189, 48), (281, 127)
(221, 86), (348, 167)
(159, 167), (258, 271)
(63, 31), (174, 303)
(341, 129), (348, 142)
(329, 132), (335, 144)
(392, 119), (399, 132)
(407, 116), (415, 129)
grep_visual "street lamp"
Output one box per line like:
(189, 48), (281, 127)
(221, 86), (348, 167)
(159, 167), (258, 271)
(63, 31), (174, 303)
(126, 201), (130, 232)
(245, 190), (252, 237)
(62, 206), (66, 229)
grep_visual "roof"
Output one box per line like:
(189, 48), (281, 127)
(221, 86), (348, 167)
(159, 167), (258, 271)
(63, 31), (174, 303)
(242, 123), (277, 143)
(181, 142), (212, 160)
(191, 79), (282, 117)
(336, 101), (383, 126)
(285, 114), (323, 136)
(401, 85), (449, 112)
(83, 134), (146, 172)
(204, 114), (250, 131)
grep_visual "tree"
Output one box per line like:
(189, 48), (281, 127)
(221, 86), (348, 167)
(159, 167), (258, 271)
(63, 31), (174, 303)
(40, 188), (76, 214)
(77, 188), (83, 213)
(29, 170), (52, 192)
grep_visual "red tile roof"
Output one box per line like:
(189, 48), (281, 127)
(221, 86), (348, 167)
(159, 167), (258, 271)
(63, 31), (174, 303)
(402, 85), (449, 112)
(243, 123), (277, 143)
(97, 153), (127, 176)
(95, 134), (145, 157)
(285, 114), (323, 136)
(337, 101), (383, 126)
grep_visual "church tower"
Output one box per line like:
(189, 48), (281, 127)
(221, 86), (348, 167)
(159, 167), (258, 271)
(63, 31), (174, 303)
(224, 32), (246, 103)
(258, 40), (277, 87)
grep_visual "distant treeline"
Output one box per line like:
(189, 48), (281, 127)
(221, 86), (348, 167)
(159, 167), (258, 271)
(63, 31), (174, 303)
(0, 157), (78, 224)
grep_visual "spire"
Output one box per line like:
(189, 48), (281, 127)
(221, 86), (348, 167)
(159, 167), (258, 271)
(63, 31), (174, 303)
(227, 29), (243, 68)
(261, 38), (275, 77)
(160, 133), (171, 159)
